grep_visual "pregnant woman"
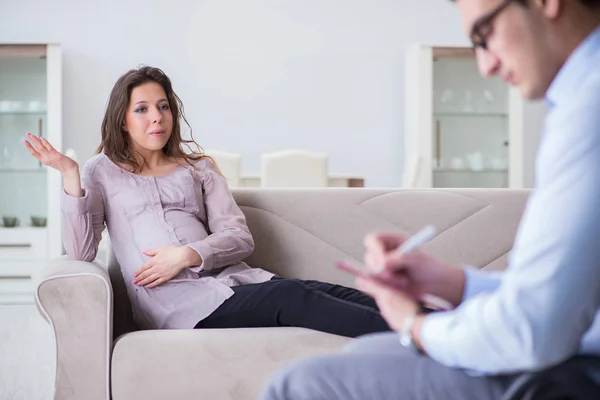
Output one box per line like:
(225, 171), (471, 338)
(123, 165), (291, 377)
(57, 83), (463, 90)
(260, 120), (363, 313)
(24, 66), (389, 337)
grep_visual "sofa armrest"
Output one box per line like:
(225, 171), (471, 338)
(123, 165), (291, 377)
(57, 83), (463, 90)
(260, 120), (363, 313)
(35, 256), (113, 400)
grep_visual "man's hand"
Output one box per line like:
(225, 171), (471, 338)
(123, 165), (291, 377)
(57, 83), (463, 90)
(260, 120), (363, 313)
(357, 275), (428, 353)
(356, 275), (420, 331)
(363, 232), (466, 308)
(134, 246), (201, 288)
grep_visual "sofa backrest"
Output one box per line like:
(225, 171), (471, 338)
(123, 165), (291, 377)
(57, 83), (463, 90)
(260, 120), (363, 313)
(109, 188), (531, 336)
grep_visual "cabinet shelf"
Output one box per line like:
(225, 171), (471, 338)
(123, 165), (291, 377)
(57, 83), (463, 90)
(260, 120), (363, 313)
(433, 112), (508, 118)
(0, 226), (48, 234)
(0, 111), (46, 116)
(0, 169), (46, 173)
(433, 168), (508, 173)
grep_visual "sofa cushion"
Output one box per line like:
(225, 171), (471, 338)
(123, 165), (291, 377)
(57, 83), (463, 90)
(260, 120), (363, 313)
(111, 327), (351, 400)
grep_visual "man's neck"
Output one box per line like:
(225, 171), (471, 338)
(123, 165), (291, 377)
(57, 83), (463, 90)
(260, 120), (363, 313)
(555, 11), (600, 65)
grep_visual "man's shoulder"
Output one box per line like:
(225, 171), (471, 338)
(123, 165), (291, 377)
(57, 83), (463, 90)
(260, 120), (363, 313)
(581, 69), (600, 103)
(551, 71), (600, 128)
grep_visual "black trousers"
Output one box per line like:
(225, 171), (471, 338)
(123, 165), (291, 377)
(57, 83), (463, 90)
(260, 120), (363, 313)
(194, 277), (391, 338)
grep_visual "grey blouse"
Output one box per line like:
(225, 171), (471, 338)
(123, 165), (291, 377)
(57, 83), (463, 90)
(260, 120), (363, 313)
(61, 153), (273, 330)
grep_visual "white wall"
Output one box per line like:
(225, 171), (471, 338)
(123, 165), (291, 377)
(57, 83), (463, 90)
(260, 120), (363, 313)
(1, 0), (506, 187)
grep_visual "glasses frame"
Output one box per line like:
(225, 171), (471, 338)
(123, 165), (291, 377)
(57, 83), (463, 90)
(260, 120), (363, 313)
(470, 0), (524, 50)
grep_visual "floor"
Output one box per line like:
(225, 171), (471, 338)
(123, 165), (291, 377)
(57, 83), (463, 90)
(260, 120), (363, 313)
(0, 305), (55, 400)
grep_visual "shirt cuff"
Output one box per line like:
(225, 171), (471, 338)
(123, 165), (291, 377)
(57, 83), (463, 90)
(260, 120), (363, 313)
(461, 265), (502, 302)
(185, 241), (215, 273)
(420, 309), (463, 366)
(419, 297), (494, 376)
(61, 188), (90, 215)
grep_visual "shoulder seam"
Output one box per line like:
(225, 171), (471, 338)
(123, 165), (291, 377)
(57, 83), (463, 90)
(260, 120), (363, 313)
(86, 154), (105, 177)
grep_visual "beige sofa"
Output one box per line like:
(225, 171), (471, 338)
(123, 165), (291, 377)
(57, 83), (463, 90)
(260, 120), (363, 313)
(35, 188), (530, 400)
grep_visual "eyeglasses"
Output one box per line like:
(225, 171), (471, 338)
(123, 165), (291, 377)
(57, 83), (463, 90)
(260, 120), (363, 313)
(470, 0), (522, 50)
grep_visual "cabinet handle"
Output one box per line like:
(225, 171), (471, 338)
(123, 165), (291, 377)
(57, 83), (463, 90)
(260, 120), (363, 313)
(435, 119), (441, 167)
(38, 118), (43, 168)
(0, 243), (32, 248)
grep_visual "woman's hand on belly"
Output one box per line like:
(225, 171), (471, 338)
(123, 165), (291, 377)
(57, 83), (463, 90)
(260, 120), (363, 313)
(133, 246), (203, 288)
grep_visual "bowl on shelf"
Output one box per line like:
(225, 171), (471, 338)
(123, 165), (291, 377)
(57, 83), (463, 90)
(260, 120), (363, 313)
(2, 216), (20, 228)
(30, 215), (47, 227)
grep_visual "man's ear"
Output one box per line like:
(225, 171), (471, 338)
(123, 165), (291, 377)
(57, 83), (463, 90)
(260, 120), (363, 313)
(532, 0), (562, 21)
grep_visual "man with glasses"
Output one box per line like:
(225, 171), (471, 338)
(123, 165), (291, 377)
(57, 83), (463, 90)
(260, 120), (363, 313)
(262, 0), (600, 399)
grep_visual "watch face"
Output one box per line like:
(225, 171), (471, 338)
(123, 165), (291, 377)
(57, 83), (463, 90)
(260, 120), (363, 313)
(400, 335), (411, 347)
(399, 332), (418, 353)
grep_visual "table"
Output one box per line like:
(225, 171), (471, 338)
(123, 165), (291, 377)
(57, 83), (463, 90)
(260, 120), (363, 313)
(238, 175), (364, 188)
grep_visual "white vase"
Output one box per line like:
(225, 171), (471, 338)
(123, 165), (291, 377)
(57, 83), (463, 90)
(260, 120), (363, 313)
(65, 148), (78, 164)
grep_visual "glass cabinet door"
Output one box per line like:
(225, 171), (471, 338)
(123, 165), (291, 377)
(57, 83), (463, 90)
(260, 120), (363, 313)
(403, 45), (526, 189)
(431, 47), (509, 188)
(0, 46), (48, 228)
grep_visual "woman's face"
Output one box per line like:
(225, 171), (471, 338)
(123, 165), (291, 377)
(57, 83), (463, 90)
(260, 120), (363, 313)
(124, 81), (174, 154)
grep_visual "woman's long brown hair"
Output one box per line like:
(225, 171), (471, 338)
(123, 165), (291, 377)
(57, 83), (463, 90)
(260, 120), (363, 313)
(96, 66), (219, 174)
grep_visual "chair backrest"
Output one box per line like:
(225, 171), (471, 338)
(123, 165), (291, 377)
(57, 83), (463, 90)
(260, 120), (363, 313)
(203, 149), (242, 187)
(261, 150), (328, 187)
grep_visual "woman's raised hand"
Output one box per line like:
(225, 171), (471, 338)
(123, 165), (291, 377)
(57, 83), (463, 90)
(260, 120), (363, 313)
(24, 133), (78, 174)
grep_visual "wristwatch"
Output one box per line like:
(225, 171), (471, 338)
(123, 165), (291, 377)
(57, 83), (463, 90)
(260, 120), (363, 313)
(398, 314), (420, 353)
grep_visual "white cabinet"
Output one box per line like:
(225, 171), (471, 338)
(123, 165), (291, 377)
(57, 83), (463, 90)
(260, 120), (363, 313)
(0, 44), (62, 304)
(403, 45), (526, 189)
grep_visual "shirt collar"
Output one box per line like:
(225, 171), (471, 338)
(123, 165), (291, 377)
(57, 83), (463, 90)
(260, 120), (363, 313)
(546, 25), (600, 110)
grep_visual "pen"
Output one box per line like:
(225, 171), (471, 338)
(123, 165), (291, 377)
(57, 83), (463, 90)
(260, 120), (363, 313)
(380, 225), (454, 311)
(374, 224), (437, 272)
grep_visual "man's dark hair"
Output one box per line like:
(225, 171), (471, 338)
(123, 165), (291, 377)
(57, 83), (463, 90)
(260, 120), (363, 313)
(450, 0), (600, 6)
(581, 0), (600, 6)
(568, 0), (600, 7)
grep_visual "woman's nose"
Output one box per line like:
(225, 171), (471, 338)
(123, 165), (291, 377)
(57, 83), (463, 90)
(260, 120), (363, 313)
(150, 106), (162, 123)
